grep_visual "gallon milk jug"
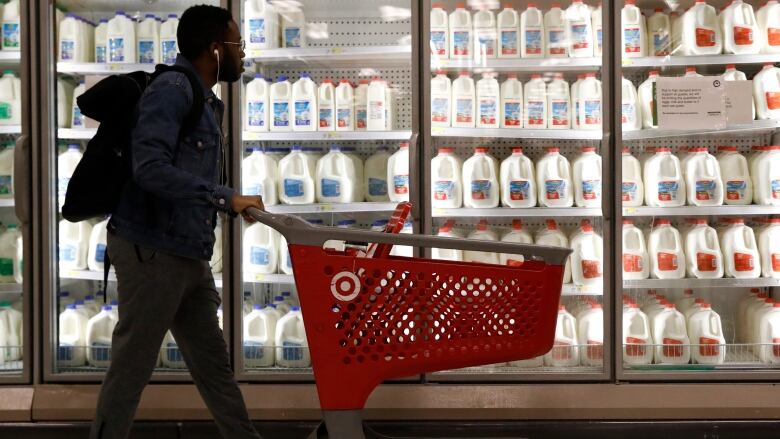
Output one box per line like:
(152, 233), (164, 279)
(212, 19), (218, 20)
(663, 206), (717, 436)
(570, 219), (603, 286)
(452, 72), (475, 128)
(94, 18), (108, 63)
(682, 0), (723, 55)
(722, 65), (756, 120)
(758, 0), (780, 54)
(430, 3), (449, 58)
(573, 146), (602, 208)
(685, 219), (724, 279)
(340, 146), (364, 201)
(623, 303), (653, 365)
(544, 305), (579, 367)
(684, 148), (724, 206)
(58, 144), (82, 200)
(449, 4), (472, 59)
(592, 2), (603, 56)
(622, 0), (648, 57)
(58, 304), (87, 367)
(161, 331), (186, 369)
(577, 303), (603, 366)
(753, 145), (780, 205)
(367, 78), (387, 131)
(210, 220), (223, 274)
(545, 3), (568, 57)
(622, 77), (641, 131)
(571, 74), (585, 129)
(0, 71), (19, 126)
(107, 11), (136, 63)
(245, 74), (269, 132)
(365, 146), (391, 202)
(500, 219), (532, 267)
(463, 220), (500, 264)
(622, 148), (644, 207)
(754, 63), (780, 120)
(519, 4), (544, 58)
(282, 6), (306, 48)
(0, 224), (21, 283)
(270, 76), (292, 132)
(137, 14), (160, 64)
(0, 302), (20, 361)
(523, 74), (547, 128)
(645, 147), (686, 207)
(497, 4), (520, 58)
(649, 219), (686, 279)
(316, 145), (355, 203)
(566, 0), (594, 57)
(70, 80), (86, 129)
(473, 8), (497, 59)
(577, 73), (602, 130)
(500, 74), (523, 128)
(652, 303), (691, 364)
(638, 70), (660, 129)
(160, 14), (179, 64)
(648, 8), (671, 56)
(462, 147), (499, 208)
(242, 147), (278, 206)
(431, 147), (462, 208)
(500, 147), (536, 208)
(245, 0), (278, 50)
(275, 307), (310, 367)
(279, 234), (292, 275)
(388, 142), (410, 202)
(278, 145), (315, 205)
(687, 304), (726, 365)
(476, 73), (499, 129)
(243, 304), (275, 367)
(335, 79), (354, 131)
(59, 219), (91, 271)
(671, 11), (684, 54)
(547, 73), (571, 129)
(759, 218), (780, 278)
(721, 218), (761, 278)
(355, 79), (369, 130)
(317, 79), (335, 131)
(243, 223), (279, 275)
(87, 218), (109, 272)
(536, 147), (573, 208)
(536, 219), (572, 284)
(721, 0), (760, 55)
(748, 296), (773, 346)
(432, 220), (463, 262)
(431, 71), (452, 127)
(757, 302), (780, 363)
(59, 13), (83, 62)
(623, 219), (650, 280)
(292, 73), (317, 132)
(1, 0), (20, 51)
(737, 289), (761, 342)
(86, 305), (118, 368)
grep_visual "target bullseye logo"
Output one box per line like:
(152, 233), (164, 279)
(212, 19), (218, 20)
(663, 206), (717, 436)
(330, 271), (361, 302)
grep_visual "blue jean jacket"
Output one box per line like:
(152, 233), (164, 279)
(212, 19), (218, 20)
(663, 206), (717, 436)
(109, 55), (235, 261)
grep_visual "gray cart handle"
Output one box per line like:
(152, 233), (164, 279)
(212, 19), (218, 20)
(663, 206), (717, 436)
(246, 207), (572, 266)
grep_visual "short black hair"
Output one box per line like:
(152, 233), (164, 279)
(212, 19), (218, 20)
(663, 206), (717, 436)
(177, 5), (233, 60)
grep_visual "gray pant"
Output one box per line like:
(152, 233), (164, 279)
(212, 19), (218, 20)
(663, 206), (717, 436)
(89, 232), (262, 439)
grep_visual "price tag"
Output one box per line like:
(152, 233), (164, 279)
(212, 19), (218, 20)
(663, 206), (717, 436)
(254, 274), (266, 282)
(623, 207), (636, 215)
(432, 208), (444, 216)
(325, 132), (341, 139)
(622, 59), (633, 66)
(330, 47), (344, 54)
(318, 204), (334, 212)
(431, 127), (444, 135)
(248, 49), (263, 58)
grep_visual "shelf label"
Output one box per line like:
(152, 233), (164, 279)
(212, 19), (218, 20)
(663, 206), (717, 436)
(329, 47), (344, 55)
(623, 207), (636, 215)
(431, 127), (444, 135)
(253, 274), (266, 282)
(325, 132), (341, 139)
(656, 77), (727, 130)
(247, 49), (263, 58)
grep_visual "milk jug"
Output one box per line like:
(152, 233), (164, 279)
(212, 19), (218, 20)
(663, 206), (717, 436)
(317, 79), (335, 131)
(70, 80), (86, 129)
(275, 307), (310, 367)
(292, 73), (316, 132)
(499, 220), (532, 267)
(452, 72), (475, 128)
(431, 71), (452, 127)
(684, 148), (724, 206)
(721, 218), (761, 278)
(671, 11), (684, 54)
(431, 147), (462, 208)
(547, 73), (571, 129)
(622, 0), (648, 57)
(58, 144), (82, 200)
(364, 146), (391, 202)
(566, 0), (594, 57)
(463, 220), (500, 265)
(475, 73), (499, 129)
(496, 5), (519, 58)
(571, 74), (585, 129)
(592, 2), (603, 56)
(0, 303), (18, 362)
(535, 219), (572, 284)
(721, 0), (760, 55)
(757, 302), (780, 363)
(571, 220), (603, 286)
(622, 77), (641, 131)
(577, 74), (602, 130)
(211, 221), (223, 274)
(722, 65), (756, 120)
(279, 234), (292, 274)
(473, 8), (497, 59)
(737, 289), (761, 342)
(160, 14), (179, 64)
(545, 4), (568, 57)
(449, 4), (472, 59)
(544, 305), (579, 367)
(388, 142), (410, 203)
(0, 225), (21, 283)
(86, 305), (118, 368)
(57, 78), (73, 128)
(59, 14), (84, 62)
(759, 218), (780, 278)
(536, 147), (573, 208)
(270, 76), (292, 132)
(682, 0), (723, 55)
(281, 6), (306, 48)
(245, 0), (278, 50)
(519, 4), (544, 58)
(58, 304), (87, 367)
(432, 220), (463, 261)
(499, 147), (535, 208)
(649, 219), (686, 279)
(623, 219), (650, 280)
(523, 74), (547, 128)
(367, 78), (387, 131)
(462, 147), (499, 208)
(94, 18), (108, 63)
(748, 296), (774, 346)
(243, 223), (279, 275)
(622, 148), (644, 207)
(137, 14), (160, 64)
(1, 0), (20, 51)
(687, 304), (726, 365)
(160, 331), (186, 369)
(753, 63), (780, 120)
(573, 146), (602, 208)
(0, 143), (15, 198)
(278, 145), (315, 205)
(638, 71), (660, 129)
(577, 303), (603, 366)
(107, 11), (136, 63)
(355, 79), (369, 130)
(59, 219), (91, 271)
(430, 3), (449, 58)
(0, 70), (20, 126)
(623, 303), (653, 365)
(243, 305), (275, 367)
(242, 147), (278, 206)
(500, 74), (523, 128)
(316, 145), (355, 203)
(87, 218), (109, 273)
(758, 0), (780, 54)
(685, 219), (723, 279)
(753, 145), (780, 205)
(644, 148), (686, 207)
(335, 80), (354, 131)
(652, 303), (691, 364)
(245, 74), (269, 132)
(648, 8), (671, 56)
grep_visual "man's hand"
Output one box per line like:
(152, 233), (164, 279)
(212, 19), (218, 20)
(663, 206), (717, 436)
(231, 194), (265, 223)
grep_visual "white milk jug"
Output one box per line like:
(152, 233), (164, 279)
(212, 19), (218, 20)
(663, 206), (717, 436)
(275, 307), (310, 367)
(721, 218), (761, 278)
(622, 148), (644, 207)
(473, 8), (497, 59)
(652, 303), (691, 364)
(536, 147), (573, 208)
(0, 70), (19, 127)
(245, 0), (278, 50)
(638, 71), (660, 129)
(622, 0), (648, 57)
(747, 296), (773, 346)
(687, 304), (726, 365)
(211, 221), (223, 274)
(649, 219), (686, 279)
(500, 147), (535, 208)
(59, 219), (91, 271)
(648, 8), (671, 56)
(160, 331), (186, 369)
(58, 144), (82, 200)
(544, 305), (579, 367)
(676, 290), (697, 316)
(58, 305), (88, 367)
(463, 220), (500, 265)
(757, 302), (780, 363)
(547, 73), (571, 129)
(622, 76), (641, 131)
(462, 147), (499, 208)
(243, 305), (275, 367)
(367, 78), (387, 131)
(759, 218), (780, 278)
(388, 142), (410, 203)
(245, 74), (269, 132)
(571, 75), (584, 129)
(722, 65), (756, 120)
(500, 74), (523, 128)
(753, 145), (780, 205)
(59, 14), (84, 62)
(365, 146), (391, 202)
(430, 3), (449, 59)
(754, 63), (780, 120)
(449, 4), (472, 59)
(270, 76), (292, 132)
(566, 0), (594, 57)
(292, 73), (317, 132)
(644, 147), (686, 207)
(278, 145), (315, 205)
(137, 14), (160, 64)
(431, 147), (462, 208)
(573, 146), (602, 208)
(497, 5), (520, 58)
(592, 2), (603, 56)
(577, 303), (603, 366)
(316, 145), (355, 203)
(243, 223), (279, 275)
(282, 6), (306, 48)
(160, 14), (179, 64)
(317, 79), (335, 131)
(524, 74), (547, 128)
(476, 73), (499, 129)
(623, 303), (653, 365)
(758, 0), (780, 54)
(571, 220), (603, 286)
(335, 79), (354, 131)
(355, 79), (369, 130)
(737, 289), (762, 342)
(432, 220), (463, 262)
(94, 18), (108, 63)
(671, 11), (684, 54)
(70, 80), (86, 129)
(577, 73), (602, 130)
(279, 234), (293, 275)
(0, 302), (20, 361)
(87, 218), (109, 272)
(431, 71), (452, 127)
(545, 4), (568, 57)
(682, 0), (723, 55)
(86, 305), (118, 368)
(684, 148), (724, 206)
(242, 147), (278, 206)
(536, 219), (572, 284)
(520, 4), (544, 58)
(500, 219), (532, 267)
(685, 219), (724, 279)
(452, 72), (475, 128)
(1, 0), (20, 51)
(721, 0), (760, 55)
(0, 224), (21, 283)
(107, 11), (135, 63)
(623, 219), (650, 280)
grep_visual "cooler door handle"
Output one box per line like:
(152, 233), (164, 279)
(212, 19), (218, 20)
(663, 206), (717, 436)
(13, 134), (30, 225)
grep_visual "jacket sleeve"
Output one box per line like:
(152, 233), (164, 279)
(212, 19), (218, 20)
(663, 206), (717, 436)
(130, 74), (236, 213)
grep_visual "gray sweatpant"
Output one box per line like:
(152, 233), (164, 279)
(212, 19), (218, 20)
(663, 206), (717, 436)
(89, 232), (262, 439)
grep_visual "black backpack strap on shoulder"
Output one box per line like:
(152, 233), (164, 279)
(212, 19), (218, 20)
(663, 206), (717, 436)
(152, 64), (206, 134)
(102, 251), (110, 304)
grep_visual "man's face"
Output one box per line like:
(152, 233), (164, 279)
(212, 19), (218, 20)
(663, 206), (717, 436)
(219, 20), (245, 83)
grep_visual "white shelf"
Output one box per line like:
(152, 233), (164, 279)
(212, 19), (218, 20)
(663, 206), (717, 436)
(244, 273), (295, 284)
(61, 269), (224, 288)
(0, 284), (22, 294)
(57, 62), (157, 75)
(623, 205), (780, 217)
(0, 125), (21, 135)
(622, 54), (780, 69)
(0, 199), (13, 208)
(245, 45), (412, 66)
(432, 127), (603, 140)
(624, 278), (780, 289)
(242, 130), (412, 142)
(0, 52), (21, 63)
(623, 120), (780, 140)
(266, 202), (398, 214)
(432, 207), (602, 218)
(562, 284), (602, 296)
(432, 57), (601, 72)
(58, 128), (96, 140)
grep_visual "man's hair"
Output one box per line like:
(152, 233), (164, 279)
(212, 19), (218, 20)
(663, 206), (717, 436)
(177, 5), (233, 60)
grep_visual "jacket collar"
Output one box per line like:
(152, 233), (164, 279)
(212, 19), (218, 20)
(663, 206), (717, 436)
(174, 54), (217, 99)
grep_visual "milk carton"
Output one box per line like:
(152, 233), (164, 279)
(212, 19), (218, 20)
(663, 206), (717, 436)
(499, 147), (535, 208)
(645, 147), (686, 207)
(462, 147), (499, 208)
(754, 63), (780, 120)
(244, 304), (275, 367)
(638, 71), (660, 129)
(577, 73), (602, 130)
(685, 219), (723, 279)
(430, 3), (449, 58)
(682, 0), (723, 55)
(292, 73), (317, 132)
(316, 145), (356, 203)
(87, 218), (109, 273)
(367, 78), (387, 131)
(242, 147), (278, 206)
(500, 74), (523, 128)
(0, 224), (21, 283)
(535, 219), (572, 284)
(622, 0), (647, 57)
(270, 76), (292, 132)
(547, 73), (571, 129)
(364, 146), (391, 202)
(476, 73), (499, 129)
(545, 3), (568, 57)
(649, 219), (686, 279)
(388, 142), (410, 202)
(70, 80), (87, 129)
(58, 304), (87, 367)
(721, 0), (760, 55)
(758, 0), (780, 54)
(244, 223), (279, 275)
(160, 14), (179, 64)
(759, 218), (780, 278)
(431, 147), (462, 208)
(592, 2), (603, 56)
(544, 305), (579, 367)
(431, 71), (452, 127)
(753, 145), (780, 205)
(0, 70), (20, 126)
(684, 148), (724, 206)
(577, 303), (603, 366)
(137, 14), (160, 64)
(573, 146), (602, 208)
(687, 304), (726, 365)
(335, 79), (354, 131)
(432, 220), (463, 262)
(566, 0), (594, 57)
(245, 74), (269, 132)
(59, 14), (84, 62)
(722, 65), (756, 120)
(355, 80), (369, 131)
(245, 0), (278, 50)
(86, 305), (118, 368)
(463, 220), (500, 264)
(721, 218), (761, 278)
(1, 0), (20, 51)
(622, 77), (641, 131)
(571, 219), (603, 286)
(523, 74), (547, 128)
(623, 219), (649, 280)
(621, 148), (644, 207)
(757, 302), (780, 363)
(275, 307), (310, 367)
(59, 219), (91, 271)
(473, 8), (497, 59)
(452, 72), (475, 128)
(536, 147), (573, 208)
(278, 145), (315, 205)
(519, 4), (544, 58)
(282, 6), (306, 48)
(623, 303), (653, 365)
(652, 303), (691, 364)
(449, 4), (473, 59)
(499, 219), (532, 267)
(648, 8), (671, 56)
(317, 79), (335, 131)
(107, 11), (136, 63)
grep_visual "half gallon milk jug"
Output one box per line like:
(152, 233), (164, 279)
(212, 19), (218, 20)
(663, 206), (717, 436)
(430, 3), (449, 59)
(577, 73), (602, 130)
(721, 218), (761, 278)
(245, 0), (278, 50)
(1, 0), (20, 51)
(0, 224), (21, 283)
(0, 302), (21, 361)
(684, 147), (724, 206)
(452, 72), (475, 128)
(245, 74), (269, 132)
(682, 0), (723, 55)
(500, 74), (523, 128)
(545, 3), (568, 57)
(292, 73), (317, 132)
(87, 218), (109, 272)
(270, 76), (292, 132)
(243, 223), (279, 275)
(520, 4), (544, 58)
(671, 11), (684, 54)
(592, 2), (603, 56)
(58, 144), (82, 199)
(317, 79), (335, 131)
(463, 220), (500, 264)
(500, 219), (532, 266)
(544, 305), (579, 367)
(59, 14), (83, 62)
(281, 6), (305, 48)
(0, 71), (20, 126)
(355, 79), (369, 130)
(577, 303), (603, 366)
(431, 71), (452, 127)
(648, 8), (671, 56)
(137, 14), (160, 64)
(754, 63), (780, 120)
(536, 147), (573, 207)
(523, 74), (547, 128)
(94, 18), (108, 63)
(536, 219), (572, 284)
(547, 73), (571, 129)
(476, 73), (499, 129)
(753, 145), (780, 205)
(652, 303), (691, 364)
(758, 0), (780, 54)
(431, 147), (462, 208)
(622, 77), (641, 131)
(623, 219), (650, 280)
(497, 4), (520, 58)
(432, 220), (463, 261)
(622, 0), (648, 57)
(571, 219), (603, 286)
(649, 219), (686, 279)
(638, 70), (660, 129)
(622, 148), (644, 207)
(107, 11), (135, 63)
(573, 146), (602, 208)
(473, 8), (497, 59)
(59, 219), (91, 271)
(685, 219), (724, 279)
(759, 218), (780, 278)
(623, 303), (653, 365)
(161, 331), (186, 368)
(721, 0), (760, 55)
(645, 147), (686, 207)
(86, 305), (118, 368)
(500, 147), (535, 208)
(275, 307), (310, 367)
(316, 145), (355, 203)
(335, 79), (354, 131)
(388, 142), (410, 202)
(687, 304), (726, 365)
(566, 0), (594, 57)
(365, 146), (391, 202)
(462, 147), (499, 208)
(59, 304), (87, 367)
(571, 74), (585, 129)
(70, 80), (86, 129)
(242, 147), (278, 206)
(160, 14), (179, 64)
(449, 4), (472, 59)
(244, 304), (275, 367)
(722, 65), (756, 120)
(737, 289), (762, 342)
(757, 302), (780, 363)
(278, 145), (315, 205)
(367, 78), (387, 131)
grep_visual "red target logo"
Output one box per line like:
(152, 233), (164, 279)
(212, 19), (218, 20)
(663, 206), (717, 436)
(330, 271), (361, 302)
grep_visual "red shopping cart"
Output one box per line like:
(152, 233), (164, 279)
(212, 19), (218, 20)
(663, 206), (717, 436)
(248, 204), (571, 438)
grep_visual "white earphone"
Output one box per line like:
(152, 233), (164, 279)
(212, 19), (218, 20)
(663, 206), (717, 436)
(214, 48), (220, 82)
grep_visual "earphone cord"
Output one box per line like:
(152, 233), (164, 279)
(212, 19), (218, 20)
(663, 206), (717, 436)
(215, 50), (220, 85)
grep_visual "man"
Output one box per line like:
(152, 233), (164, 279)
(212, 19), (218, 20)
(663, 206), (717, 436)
(90, 6), (264, 439)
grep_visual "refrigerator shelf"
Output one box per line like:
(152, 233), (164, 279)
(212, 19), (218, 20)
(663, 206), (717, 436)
(0, 51), (20, 63)
(58, 128), (96, 140)
(431, 127), (603, 140)
(622, 53), (780, 69)
(267, 202), (399, 215)
(0, 284), (22, 294)
(0, 360), (23, 374)
(622, 120), (780, 140)
(622, 343), (780, 370)
(244, 274), (295, 284)
(0, 199), (14, 207)
(431, 57), (602, 72)
(57, 62), (158, 75)
(245, 45), (412, 66)
(60, 270), (224, 288)
(242, 130), (412, 142)
(432, 207), (602, 218)
(623, 205), (780, 217)
(624, 278), (780, 289)
(0, 125), (21, 135)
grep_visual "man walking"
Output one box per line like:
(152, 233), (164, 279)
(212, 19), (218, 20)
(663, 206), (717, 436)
(90, 5), (264, 439)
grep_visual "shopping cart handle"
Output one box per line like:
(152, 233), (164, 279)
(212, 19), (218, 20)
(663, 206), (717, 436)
(246, 207), (573, 266)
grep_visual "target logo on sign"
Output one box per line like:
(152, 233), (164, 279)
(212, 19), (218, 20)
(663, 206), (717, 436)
(330, 271), (361, 302)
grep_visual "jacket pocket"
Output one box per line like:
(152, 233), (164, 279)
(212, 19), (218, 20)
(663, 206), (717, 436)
(177, 130), (218, 177)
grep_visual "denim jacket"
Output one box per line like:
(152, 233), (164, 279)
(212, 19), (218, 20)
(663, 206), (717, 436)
(109, 55), (235, 261)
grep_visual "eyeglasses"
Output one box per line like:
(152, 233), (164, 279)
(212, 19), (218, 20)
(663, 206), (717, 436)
(222, 40), (246, 51)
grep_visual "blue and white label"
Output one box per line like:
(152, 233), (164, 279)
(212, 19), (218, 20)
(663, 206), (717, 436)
(2, 23), (19, 49)
(161, 40), (177, 64)
(471, 180), (492, 200)
(583, 100), (601, 125)
(393, 175), (409, 195)
(503, 101), (522, 126)
(524, 29), (542, 55)
(284, 27), (302, 48)
(549, 29), (565, 44)
(319, 108), (333, 128)
(501, 30), (519, 55)
(95, 244), (107, 263)
(57, 177), (70, 198)
(249, 246), (270, 266)
(284, 178), (304, 197)
(695, 180), (717, 201)
(0, 175), (11, 195)
(622, 182), (638, 201)
(570, 24), (590, 50)
(624, 27), (641, 54)
(294, 100), (312, 127)
(243, 341), (265, 360)
(72, 107), (83, 127)
(321, 178), (341, 197)
(526, 101), (544, 126)
(509, 180), (531, 201)
(581, 180), (601, 200)
(726, 180), (747, 201)
(248, 101), (265, 127)
(434, 180), (454, 201)
(545, 180), (567, 200)
(452, 31), (470, 56)
(653, 32), (670, 55)
(356, 107), (367, 129)
(455, 98), (473, 123)
(597, 28), (603, 51)
(431, 30), (447, 55)
(368, 177), (387, 197)
(432, 98), (449, 123)
(622, 103), (636, 124)
(243, 182), (263, 197)
(479, 99), (497, 125)
(476, 30), (496, 56)
(249, 18), (266, 44)
(59, 244), (77, 263)
(551, 100), (569, 126)
(60, 40), (75, 61)
(138, 40), (155, 63)
(282, 341), (304, 361)
(57, 344), (74, 362)
(165, 342), (183, 363)
(109, 37), (125, 62)
(90, 342), (111, 362)
(657, 181), (680, 201)
(96, 45), (106, 63)
(273, 102), (290, 127)
(337, 108), (352, 128)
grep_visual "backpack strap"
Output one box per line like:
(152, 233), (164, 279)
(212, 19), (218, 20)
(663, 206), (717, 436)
(151, 64), (207, 134)
(102, 251), (110, 304)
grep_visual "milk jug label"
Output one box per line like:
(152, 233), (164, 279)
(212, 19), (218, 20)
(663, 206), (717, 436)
(0, 103), (11, 120)
(548, 29), (567, 54)
(284, 179), (304, 197)
(61, 40), (75, 61)
(321, 178), (341, 197)
(243, 341), (265, 360)
(657, 181), (680, 201)
(273, 102), (290, 127)
(551, 100), (569, 126)
(623, 254), (643, 272)
(527, 100), (544, 126)
(695, 180), (717, 200)
(162, 40), (177, 64)
(165, 343), (183, 363)
(393, 175), (409, 195)
(109, 38), (125, 62)
(696, 252), (718, 272)
(244, 181), (263, 197)
(653, 31), (670, 55)
(59, 244), (77, 263)
(552, 341), (574, 360)
(581, 180), (601, 200)
(455, 98), (473, 123)
(57, 344), (74, 362)
(294, 100), (312, 127)
(0, 175), (11, 195)
(282, 341), (304, 361)
(503, 101), (522, 126)
(622, 103), (636, 124)
(584, 100), (601, 125)
(772, 180), (780, 198)
(452, 31), (470, 56)
(524, 29), (542, 55)
(356, 106), (367, 129)
(586, 341), (603, 360)
(2, 23), (19, 49)
(0, 258), (12, 276)
(250, 246), (270, 266)
(138, 40), (155, 64)
(96, 45), (107, 63)
(432, 98), (449, 123)
(249, 18), (266, 44)
(772, 254), (780, 271)
(57, 177), (70, 198)
(624, 27), (641, 53)
(657, 252), (678, 271)
(501, 30), (519, 55)
(247, 101), (265, 127)
(625, 336), (647, 357)
(337, 109), (352, 128)
(662, 338), (684, 357)
(545, 180), (566, 199)
(696, 27), (716, 47)
(319, 108), (333, 128)
(597, 28), (603, 52)
(72, 107), (83, 127)
(369, 100), (384, 122)
(733, 26), (754, 46)
(509, 180), (530, 200)
(726, 180), (747, 200)
(479, 99), (497, 125)
(476, 31), (496, 56)
(582, 260), (602, 279)
(369, 177), (388, 196)
(431, 31), (447, 55)
(95, 244), (107, 263)
(284, 27), (302, 48)
(622, 182), (638, 201)
(769, 28), (780, 46)
(699, 337), (721, 357)
(471, 180), (492, 199)
(571, 24), (590, 50)
(434, 180), (454, 200)
(734, 253), (754, 271)
(766, 92), (780, 110)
